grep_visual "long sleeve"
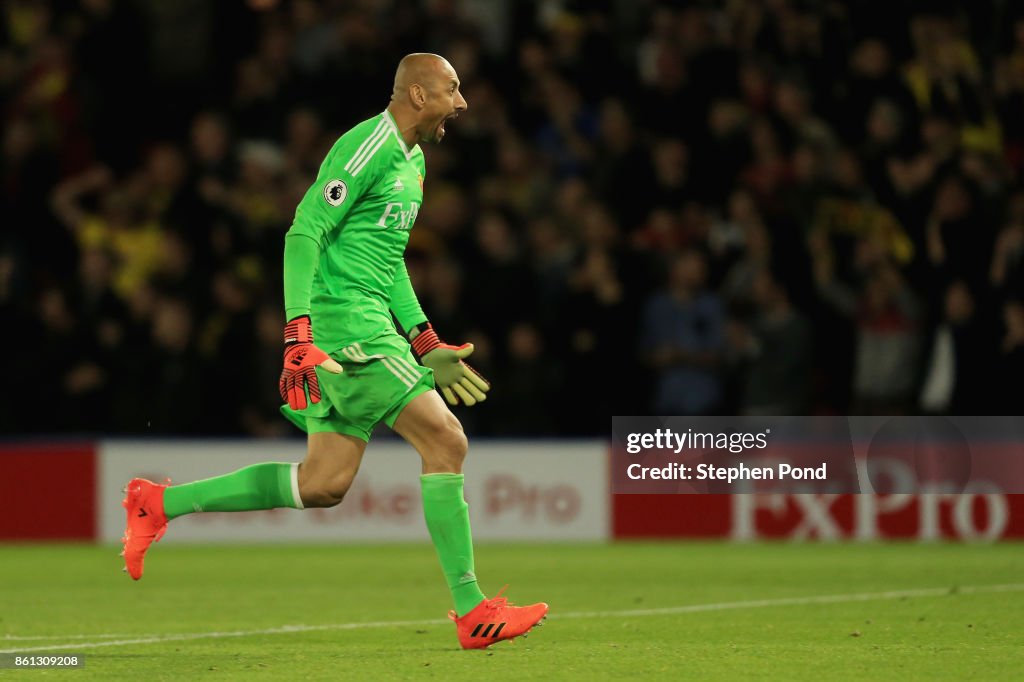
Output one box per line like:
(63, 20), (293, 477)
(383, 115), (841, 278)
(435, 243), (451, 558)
(389, 257), (428, 333)
(283, 233), (321, 319)
(283, 124), (382, 319)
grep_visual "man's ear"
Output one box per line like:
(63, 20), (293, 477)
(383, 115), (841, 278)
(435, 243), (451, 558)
(409, 83), (426, 109)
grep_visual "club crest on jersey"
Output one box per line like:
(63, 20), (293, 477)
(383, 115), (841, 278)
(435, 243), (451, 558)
(323, 179), (348, 207)
(376, 201), (420, 231)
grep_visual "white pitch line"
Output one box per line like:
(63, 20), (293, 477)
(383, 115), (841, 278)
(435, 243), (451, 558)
(0, 619), (445, 654)
(2, 583), (1022, 655)
(554, 582), (1024, 619)
(1, 634), (136, 641)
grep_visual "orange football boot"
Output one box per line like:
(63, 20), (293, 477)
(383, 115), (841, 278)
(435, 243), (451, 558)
(120, 478), (169, 580)
(449, 587), (548, 649)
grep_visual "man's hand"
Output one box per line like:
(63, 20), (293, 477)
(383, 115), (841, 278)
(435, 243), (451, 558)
(410, 323), (490, 406)
(279, 315), (343, 410)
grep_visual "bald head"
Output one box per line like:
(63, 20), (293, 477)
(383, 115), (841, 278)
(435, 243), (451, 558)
(388, 53), (467, 145)
(393, 53), (454, 97)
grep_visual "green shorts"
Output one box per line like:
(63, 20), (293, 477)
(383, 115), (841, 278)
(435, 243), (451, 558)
(280, 332), (435, 442)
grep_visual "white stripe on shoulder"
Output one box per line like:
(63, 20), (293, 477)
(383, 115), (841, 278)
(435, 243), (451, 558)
(344, 118), (388, 174)
(350, 128), (391, 176)
(383, 111), (415, 160)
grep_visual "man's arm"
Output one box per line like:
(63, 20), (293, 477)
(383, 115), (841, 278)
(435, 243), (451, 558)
(280, 136), (379, 409)
(389, 259), (490, 406)
(389, 258), (428, 335)
(280, 221), (343, 410)
(284, 128), (382, 318)
(284, 234), (321, 320)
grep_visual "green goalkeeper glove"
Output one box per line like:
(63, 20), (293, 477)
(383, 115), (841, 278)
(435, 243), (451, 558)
(410, 323), (490, 406)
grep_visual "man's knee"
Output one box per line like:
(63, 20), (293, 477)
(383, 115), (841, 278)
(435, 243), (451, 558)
(424, 414), (469, 471)
(298, 470), (355, 508)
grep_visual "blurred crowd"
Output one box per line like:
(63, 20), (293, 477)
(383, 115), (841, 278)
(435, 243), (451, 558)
(3, 0), (1024, 438)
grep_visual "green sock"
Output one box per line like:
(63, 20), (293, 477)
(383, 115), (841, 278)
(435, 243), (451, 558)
(163, 463), (303, 520)
(421, 473), (486, 616)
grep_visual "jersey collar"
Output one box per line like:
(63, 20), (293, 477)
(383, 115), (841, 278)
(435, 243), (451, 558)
(383, 110), (415, 160)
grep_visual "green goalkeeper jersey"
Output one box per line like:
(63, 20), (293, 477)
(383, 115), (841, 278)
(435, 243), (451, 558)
(284, 110), (429, 351)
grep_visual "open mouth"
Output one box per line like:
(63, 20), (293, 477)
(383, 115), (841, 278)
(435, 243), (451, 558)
(439, 112), (458, 137)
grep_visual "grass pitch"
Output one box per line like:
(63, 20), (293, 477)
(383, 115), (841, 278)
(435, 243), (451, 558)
(1, 542), (1022, 680)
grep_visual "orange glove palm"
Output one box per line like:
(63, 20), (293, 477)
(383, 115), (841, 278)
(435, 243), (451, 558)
(279, 316), (343, 410)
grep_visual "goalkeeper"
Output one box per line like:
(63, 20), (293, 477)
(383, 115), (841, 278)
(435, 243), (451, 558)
(120, 54), (547, 649)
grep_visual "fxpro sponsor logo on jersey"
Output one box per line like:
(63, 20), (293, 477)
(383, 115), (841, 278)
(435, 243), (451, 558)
(376, 201), (420, 231)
